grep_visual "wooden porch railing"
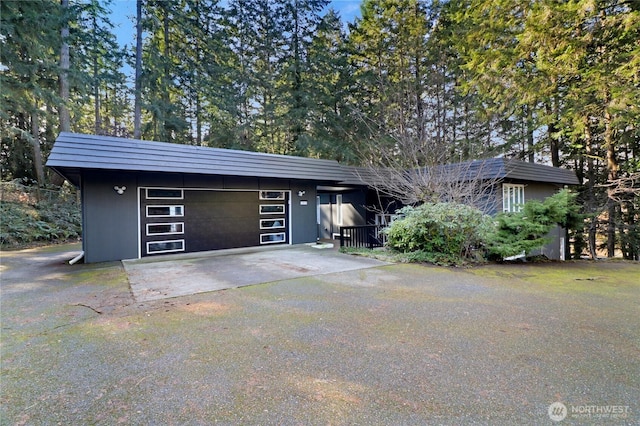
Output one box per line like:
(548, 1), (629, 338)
(339, 225), (385, 249)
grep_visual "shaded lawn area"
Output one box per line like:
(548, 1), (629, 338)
(1, 244), (638, 425)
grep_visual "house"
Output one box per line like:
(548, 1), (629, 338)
(46, 132), (578, 263)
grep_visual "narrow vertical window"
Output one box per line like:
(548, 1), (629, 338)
(503, 184), (525, 213)
(336, 194), (343, 225)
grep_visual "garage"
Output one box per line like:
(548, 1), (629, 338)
(140, 188), (290, 256)
(45, 132), (362, 263)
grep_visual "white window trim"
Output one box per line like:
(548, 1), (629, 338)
(146, 188), (184, 200)
(146, 239), (185, 254)
(146, 222), (184, 236)
(259, 204), (285, 215)
(260, 218), (285, 230)
(146, 205), (184, 217)
(259, 191), (285, 200)
(503, 184), (525, 213)
(260, 232), (286, 244)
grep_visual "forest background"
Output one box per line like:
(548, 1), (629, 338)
(1, 0), (639, 259)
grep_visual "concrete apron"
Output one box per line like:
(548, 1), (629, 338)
(122, 243), (389, 302)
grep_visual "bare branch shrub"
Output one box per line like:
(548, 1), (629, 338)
(599, 172), (640, 203)
(355, 122), (503, 214)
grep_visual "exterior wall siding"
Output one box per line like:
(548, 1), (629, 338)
(317, 190), (367, 239)
(78, 171), (572, 263)
(342, 191), (367, 227)
(82, 171), (139, 263)
(81, 171), (320, 262)
(289, 182), (318, 244)
(500, 180), (566, 260)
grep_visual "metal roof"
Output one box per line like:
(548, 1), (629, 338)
(340, 158), (579, 186)
(470, 158), (579, 185)
(47, 132), (352, 185)
(47, 133), (579, 187)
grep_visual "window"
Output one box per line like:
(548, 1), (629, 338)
(316, 195), (321, 225)
(146, 222), (184, 236)
(260, 232), (286, 244)
(336, 194), (343, 225)
(259, 204), (285, 214)
(375, 214), (403, 226)
(147, 239), (185, 254)
(260, 219), (285, 229)
(503, 184), (525, 213)
(146, 188), (183, 199)
(147, 205), (184, 217)
(259, 191), (285, 200)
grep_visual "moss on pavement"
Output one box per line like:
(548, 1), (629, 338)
(1, 244), (638, 424)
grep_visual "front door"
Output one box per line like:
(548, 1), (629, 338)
(318, 193), (338, 239)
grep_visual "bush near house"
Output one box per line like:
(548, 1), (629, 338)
(384, 202), (494, 265)
(382, 190), (581, 265)
(0, 180), (81, 248)
(485, 190), (582, 260)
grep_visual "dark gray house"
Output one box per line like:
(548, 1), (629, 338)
(46, 132), (578, 263)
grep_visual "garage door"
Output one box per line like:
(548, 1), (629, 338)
(140, 188), (289, 256)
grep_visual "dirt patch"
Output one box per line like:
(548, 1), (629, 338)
(177, 301), (235, 316)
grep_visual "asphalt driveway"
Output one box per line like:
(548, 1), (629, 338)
(1, 243), (638, 425)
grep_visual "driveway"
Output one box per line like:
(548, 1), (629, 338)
(123, 244), (389, 301)
(1, 243), (638, 425)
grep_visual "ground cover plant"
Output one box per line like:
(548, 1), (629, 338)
(0, 180), (81, 248)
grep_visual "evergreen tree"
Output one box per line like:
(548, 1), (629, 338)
(72, 0), (130, 136)
(140, 0), (189, 143)
(306, 9), (358, 162)
(1, 0), (62, 183)
(134, 0), (143, 139)
(279, 0), (329, 155)
(448, 0), (639, 257)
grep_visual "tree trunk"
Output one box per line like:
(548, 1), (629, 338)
(289, 2), (302, 153)
(133, 0), (143, 139)
(583, 116), (597, 259)
(163, 4), (171, 142)
(31, 104), (46, 188)
(545, 101), (560, 167)
(526, 106), (534, 162)
(59, 0), (71, 132)
(604, 102), (618, 257)
(587, 213), (599, 260)
(92, 12), (101, 135)
(462, 98), (470, 159)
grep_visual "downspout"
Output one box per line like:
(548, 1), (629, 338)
(69, 251), (84, 265)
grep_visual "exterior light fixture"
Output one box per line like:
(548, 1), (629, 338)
(114, 186), (127, 195)
(297, 190), (306, 197)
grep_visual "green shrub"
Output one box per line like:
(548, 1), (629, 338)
(485, 189), (581, 259)
(384, 202), (493, 262)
